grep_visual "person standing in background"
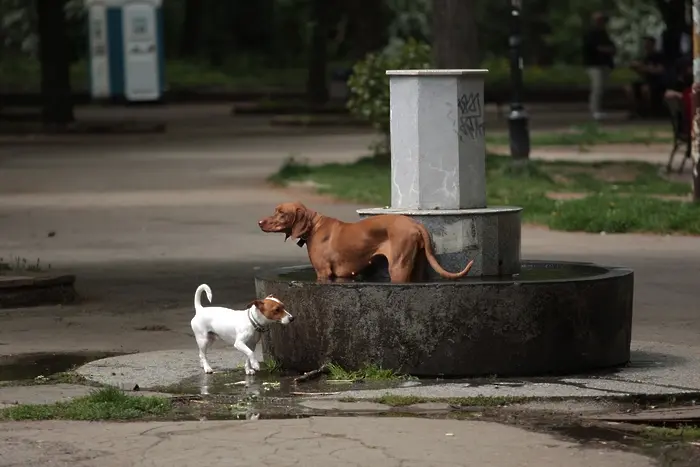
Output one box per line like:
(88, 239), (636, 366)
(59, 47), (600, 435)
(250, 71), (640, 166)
(582, 12), (617, 121)
(625, 36), (666, 118)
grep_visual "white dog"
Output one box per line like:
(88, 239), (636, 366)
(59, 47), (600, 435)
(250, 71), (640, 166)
(190, 284), (294, 375)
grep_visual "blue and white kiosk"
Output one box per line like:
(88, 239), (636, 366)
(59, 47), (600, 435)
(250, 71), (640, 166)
(85, 0), (165, 102)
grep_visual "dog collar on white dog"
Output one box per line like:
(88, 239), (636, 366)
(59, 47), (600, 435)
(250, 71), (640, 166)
(248, 307), (269, 333)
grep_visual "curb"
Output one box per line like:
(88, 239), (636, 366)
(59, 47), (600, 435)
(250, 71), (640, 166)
(0, 274), (77, 309)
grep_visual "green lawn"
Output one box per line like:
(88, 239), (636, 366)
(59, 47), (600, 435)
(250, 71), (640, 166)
(485, 124), (673, 147)
(270, 154), (700, 235)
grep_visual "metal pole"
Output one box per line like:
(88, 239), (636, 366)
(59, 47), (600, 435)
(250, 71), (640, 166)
(692, 0), (700, 201)
(507, 0), (531, 162)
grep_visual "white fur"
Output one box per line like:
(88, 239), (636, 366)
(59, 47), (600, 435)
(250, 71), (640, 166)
(190, 285), (293, 375)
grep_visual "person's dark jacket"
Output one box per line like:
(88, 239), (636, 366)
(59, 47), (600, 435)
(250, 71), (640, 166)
(665, 55), (693, 92)
(583, 28), (616, 68)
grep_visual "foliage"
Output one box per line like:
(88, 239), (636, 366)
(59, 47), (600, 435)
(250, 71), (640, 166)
(479, 0), (666, 66)
(608, 0), (664, 63)
(346, 39), (431, 145)
(0, 0), (85, 59)
(0, 0), (681, 98)
(385, 0), (432, 43)
(0, 0), (36, 55)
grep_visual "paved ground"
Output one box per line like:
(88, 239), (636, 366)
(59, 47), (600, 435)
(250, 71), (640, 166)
(0, 113), (697, 355)
(0, 108), (699, 466)
(0, 417), (656, 467)
(73, 340), (700, 400)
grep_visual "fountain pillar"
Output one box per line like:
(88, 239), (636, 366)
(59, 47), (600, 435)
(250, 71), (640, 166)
(357, 69), (522, 277)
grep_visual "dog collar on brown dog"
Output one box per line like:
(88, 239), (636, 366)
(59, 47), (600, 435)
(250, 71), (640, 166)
(296, 238), (306, 247)
(248, 308), (269, 333)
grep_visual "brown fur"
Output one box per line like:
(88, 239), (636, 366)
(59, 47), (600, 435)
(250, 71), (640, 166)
(258, 201), (474, 283)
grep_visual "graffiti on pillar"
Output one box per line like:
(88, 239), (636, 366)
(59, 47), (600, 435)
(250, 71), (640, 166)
(457, 92), (484, 141)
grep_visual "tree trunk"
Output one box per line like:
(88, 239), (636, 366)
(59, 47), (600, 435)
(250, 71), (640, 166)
(306, 0), (329, 105)
(345, 0), (389, 59)
(36, 0), (74, 125)
(179, 0), (204, 57)
(204, 0), (227, 67)
(432, 0), (479, 68)
(656, 0), (688, 65)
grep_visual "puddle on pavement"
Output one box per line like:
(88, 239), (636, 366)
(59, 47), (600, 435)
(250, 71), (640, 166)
(160, 349), (682, 400)
(0, 351), (123, 381)
(167, 369), (415, 398)
(550, 422), (640, 446)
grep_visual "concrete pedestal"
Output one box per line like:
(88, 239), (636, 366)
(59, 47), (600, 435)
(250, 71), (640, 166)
(379, 69), (521, 277)
(357, 207), (522, 277)
(388, 69), (489, 210)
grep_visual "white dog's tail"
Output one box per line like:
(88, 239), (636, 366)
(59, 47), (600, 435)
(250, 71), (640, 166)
(194, 284), (213, 313)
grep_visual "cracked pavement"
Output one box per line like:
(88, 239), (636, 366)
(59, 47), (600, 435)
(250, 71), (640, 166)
(0, 417), (656, 467)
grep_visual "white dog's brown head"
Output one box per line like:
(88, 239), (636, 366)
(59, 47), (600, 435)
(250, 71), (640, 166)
(248, 295), (294, 325)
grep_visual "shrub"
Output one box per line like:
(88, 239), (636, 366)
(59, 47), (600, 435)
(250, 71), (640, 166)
(346, 38), (432, 149)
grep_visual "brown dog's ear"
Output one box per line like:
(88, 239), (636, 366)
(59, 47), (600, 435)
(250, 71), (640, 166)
(290, 206), (312, 239)
(247, 299), (265, 311)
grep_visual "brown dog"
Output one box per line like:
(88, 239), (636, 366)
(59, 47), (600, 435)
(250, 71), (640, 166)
(258, 201), (474, 283)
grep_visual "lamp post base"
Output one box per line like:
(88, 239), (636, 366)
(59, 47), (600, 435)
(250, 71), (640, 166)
(508, 108), (530, 161)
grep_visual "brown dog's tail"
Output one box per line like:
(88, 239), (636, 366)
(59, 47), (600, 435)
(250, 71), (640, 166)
(416, 223), (474, 279)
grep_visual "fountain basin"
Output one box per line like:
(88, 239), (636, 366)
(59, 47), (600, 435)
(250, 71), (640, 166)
(255, 260), (634, 377)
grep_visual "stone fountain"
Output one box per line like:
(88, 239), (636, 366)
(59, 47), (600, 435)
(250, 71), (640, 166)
(255, 69), (634, 377)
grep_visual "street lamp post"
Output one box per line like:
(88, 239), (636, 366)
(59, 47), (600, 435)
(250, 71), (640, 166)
(507, 0), (531, 162)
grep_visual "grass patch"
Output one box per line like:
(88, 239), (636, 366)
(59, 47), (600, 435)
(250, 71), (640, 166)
(270, 155), (391, 206)
(0, 387), (171, 421)
(340, 394), (528, 407)
(644, 425), (700, 441)
(271, 153), (700, 235)
(0, 256), (48, 273)
(263, 358), (283, 373)
(486, 123), (673, 147)
(326, 362), (409, 381)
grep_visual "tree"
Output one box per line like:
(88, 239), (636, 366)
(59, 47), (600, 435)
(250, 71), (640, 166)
(306, 0), (330, 105)
(179, 0), (205, 57)
(431, 0), (479, 68)
(203, 0), (232, 67)
(343, 0), (391, 59)
(36, 0), (74, 125)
